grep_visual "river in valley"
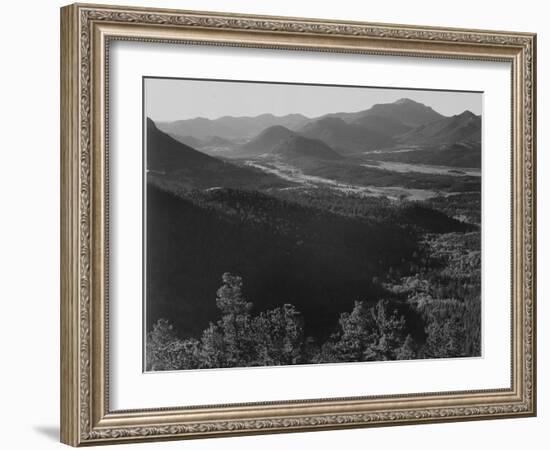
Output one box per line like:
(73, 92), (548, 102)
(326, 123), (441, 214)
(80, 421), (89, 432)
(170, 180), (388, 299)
(244, 159), (450, 201)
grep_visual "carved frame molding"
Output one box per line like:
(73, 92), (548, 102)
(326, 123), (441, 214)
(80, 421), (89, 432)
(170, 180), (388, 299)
(60, 3), (536, 446)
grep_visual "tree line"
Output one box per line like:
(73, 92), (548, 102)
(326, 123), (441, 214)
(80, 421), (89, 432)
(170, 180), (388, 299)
(146, 272), (477, 371)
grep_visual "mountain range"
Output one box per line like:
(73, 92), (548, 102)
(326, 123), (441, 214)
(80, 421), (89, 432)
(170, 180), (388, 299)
(396, 110), (481, 145)
(157, 112), (310, 141)
(156, 98), (481, 164)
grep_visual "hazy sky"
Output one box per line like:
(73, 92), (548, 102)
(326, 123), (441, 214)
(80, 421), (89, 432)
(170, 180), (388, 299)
(145, 77), (482, 122)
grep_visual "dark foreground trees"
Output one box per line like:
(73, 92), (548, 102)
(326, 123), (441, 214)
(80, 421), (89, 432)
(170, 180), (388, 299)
(147, 273), (305, 370)
(146, 272), (479, 371)
(314, 300), (414, 363)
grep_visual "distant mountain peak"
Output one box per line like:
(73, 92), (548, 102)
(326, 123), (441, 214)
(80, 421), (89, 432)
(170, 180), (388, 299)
(252, 125), (295, 141)
(261, 124), (292, 133)
(237, 125), (295, 156)
(394, 98), (419, 105)
(456, 110), (477, 118)
(450, 110), (481, 126)
(362, 98), (445, 128)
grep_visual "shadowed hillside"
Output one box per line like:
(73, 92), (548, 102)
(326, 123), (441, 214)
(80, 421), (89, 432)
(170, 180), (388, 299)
(146, 176), (474, 341)
(146, 181), (419, 340)
(146, 117), (292, 189)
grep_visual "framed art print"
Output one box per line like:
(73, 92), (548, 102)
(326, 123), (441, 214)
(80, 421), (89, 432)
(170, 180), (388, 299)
(60, 3), (536, 446)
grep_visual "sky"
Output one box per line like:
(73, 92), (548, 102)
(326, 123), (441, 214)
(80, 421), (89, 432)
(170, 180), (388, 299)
(144, 77), (482, 122)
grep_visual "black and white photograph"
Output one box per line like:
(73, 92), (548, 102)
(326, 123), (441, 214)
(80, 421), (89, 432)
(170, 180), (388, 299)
(144, 78), (482, 372)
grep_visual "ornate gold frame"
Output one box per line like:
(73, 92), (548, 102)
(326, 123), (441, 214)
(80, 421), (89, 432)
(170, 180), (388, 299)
(60, 3), (536, 446)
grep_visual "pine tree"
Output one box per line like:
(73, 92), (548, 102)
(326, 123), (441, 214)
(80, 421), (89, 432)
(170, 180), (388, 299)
(200, 322), (226, 368)
(329, 300), (409, 363)
(252, 304), (304, 366)
(371, 300), (407, 360)
(146, 319), (182, 370)
(334, 301), (377, 362)
(215, 272), (252, 315)
(424, 316), (465, 358)
(203, 273), (255, 367)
